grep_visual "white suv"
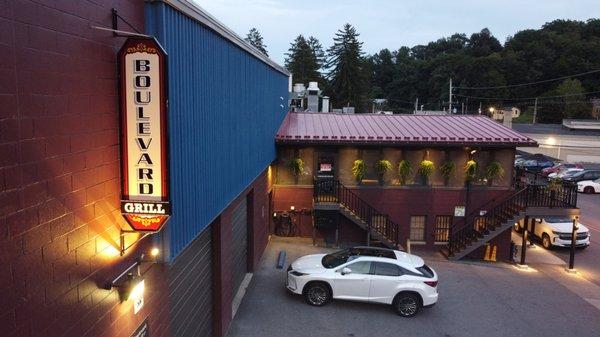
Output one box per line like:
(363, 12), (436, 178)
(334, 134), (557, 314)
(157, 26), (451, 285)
(515, 217), (590, 249)
(286, 246), (438, 317)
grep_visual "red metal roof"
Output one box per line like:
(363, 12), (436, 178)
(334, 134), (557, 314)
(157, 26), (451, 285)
(275, 112), (537, 147)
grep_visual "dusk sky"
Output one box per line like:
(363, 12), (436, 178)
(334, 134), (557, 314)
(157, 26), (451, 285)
(195, 0), (600, 64)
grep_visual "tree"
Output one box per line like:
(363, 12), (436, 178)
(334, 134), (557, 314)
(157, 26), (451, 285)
(245, 28), (268, 56)
(555, 79), (590, 119)
(326, 23), (369, 111)
(285, 35), (324, 85)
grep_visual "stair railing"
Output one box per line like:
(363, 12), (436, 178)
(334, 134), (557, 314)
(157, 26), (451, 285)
(314, 179), (401, 247)
(449, 186), (528, 256)
(448, 180), (579, 256)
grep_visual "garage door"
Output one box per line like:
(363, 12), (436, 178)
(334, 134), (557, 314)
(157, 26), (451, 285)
(169, 227), (213, 337)
(231, 197), (248, 294)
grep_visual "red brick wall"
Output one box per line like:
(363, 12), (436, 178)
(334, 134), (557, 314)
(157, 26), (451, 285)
(273, 185), (512, 249)
(0, 1), (172, 337)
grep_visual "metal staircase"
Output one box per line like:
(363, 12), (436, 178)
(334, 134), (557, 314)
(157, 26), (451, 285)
(313, 179), (403, 250)
(443, 179), (579, 260)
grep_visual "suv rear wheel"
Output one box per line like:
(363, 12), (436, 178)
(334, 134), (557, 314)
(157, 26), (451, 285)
(394, 293), (421, 317)
(583, 186), (595, 194)
(303, 282), (331, 306)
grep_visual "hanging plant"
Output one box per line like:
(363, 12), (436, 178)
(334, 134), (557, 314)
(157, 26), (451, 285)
(398, 160), (412, 186)
(418, 160), (435, 177)
(465, 160), (477, 181)
(485, 161), (505, 184)
(352, 159), (365, 183)
(290, 158), (304, 178)
(439, 161), (455, 185)
(418, 160), (435, 185)
(375, 159), (392, 185)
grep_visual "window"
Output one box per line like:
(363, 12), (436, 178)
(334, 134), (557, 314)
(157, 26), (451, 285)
(345, 261), (372, 274)
(410, 216), (426, 242)
(373, 262), (401, 276)
(434, 216), (451, 243)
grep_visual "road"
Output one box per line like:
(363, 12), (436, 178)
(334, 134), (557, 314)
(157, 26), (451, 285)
(548, 193), (600, 286)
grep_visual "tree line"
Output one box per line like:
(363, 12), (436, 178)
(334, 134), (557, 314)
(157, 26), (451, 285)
(246, 19), (600, 122)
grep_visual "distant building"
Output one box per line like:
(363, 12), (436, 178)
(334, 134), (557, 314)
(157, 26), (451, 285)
(591, 98), (600, 119)
(513, 123), (600, 163)
(492, 107), (521, 120)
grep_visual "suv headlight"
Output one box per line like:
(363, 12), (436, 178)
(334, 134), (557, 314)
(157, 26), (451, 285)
(290, 271), (307, 277)
(551, 231), (564, 235)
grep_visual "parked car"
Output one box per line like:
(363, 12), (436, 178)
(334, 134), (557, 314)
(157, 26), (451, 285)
(563, 170), (600, 183)
(286, 246), (438, 317)
(542, 163), (583, 177)
(578, 178), (600, 194)
(548, 168), (584, 179)
(517, 159), (555, 172)
(514, 217), (590, 249)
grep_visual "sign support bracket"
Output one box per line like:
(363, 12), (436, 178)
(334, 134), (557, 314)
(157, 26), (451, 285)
(120, 229), (152, 256)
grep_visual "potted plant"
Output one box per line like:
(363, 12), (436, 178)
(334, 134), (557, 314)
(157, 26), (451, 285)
(417, 160), (435, 185)
(398, 160), (412, 186)
(439, 161), (455, 186)
(375, 159), (392, 185)
(464, 159), (477, 183)
(485, 161), (505, 186)
(290, 157), (304, 183)
(352, 159), (365, 184)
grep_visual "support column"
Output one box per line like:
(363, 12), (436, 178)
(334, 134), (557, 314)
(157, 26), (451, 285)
(520, 216), (529, 265)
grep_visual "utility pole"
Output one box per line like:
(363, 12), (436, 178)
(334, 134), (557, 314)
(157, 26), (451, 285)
(414, 97), (418, 114)
(448, 78), (452, 114)
(461, 102), (465, 114)
(532, 98), (538, 124)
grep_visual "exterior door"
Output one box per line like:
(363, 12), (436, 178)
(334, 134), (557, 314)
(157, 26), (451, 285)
(231, 197), (248, 295)
(333, 261), (372, 301)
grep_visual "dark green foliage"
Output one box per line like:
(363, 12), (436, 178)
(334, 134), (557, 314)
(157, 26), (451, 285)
(245, 28), (268, 56)
(285, 35), (325, 85)
(326, 24), (370, 112)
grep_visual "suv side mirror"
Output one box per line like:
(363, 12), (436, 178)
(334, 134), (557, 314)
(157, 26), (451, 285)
(341, 267), (352, 275)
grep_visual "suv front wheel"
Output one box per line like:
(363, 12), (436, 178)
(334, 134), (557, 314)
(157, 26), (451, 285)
(303, 282), (331, 306)
(394, 293), (421, 317)
(542, 234), (552, 249)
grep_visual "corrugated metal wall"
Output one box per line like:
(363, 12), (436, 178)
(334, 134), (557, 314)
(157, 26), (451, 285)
(145, 1), (289, 259)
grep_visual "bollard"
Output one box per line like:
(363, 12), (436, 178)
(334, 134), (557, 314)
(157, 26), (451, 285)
(276, 251), (286, 269)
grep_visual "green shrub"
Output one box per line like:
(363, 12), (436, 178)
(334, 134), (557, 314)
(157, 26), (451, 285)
(352, 159), (365, 183)
(439, 161), (455, 183)
(465, 160), (477, 181)
(398, 160), (412, 185)
(290, 158), (304, 177)
(418, 160), (435, 178)
(485, 161), (505, 183)
(375, 160), (392, 180)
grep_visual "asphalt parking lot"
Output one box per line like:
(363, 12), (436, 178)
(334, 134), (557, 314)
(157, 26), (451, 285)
(548, 193), (600, 286)
(228, 237), (600, 337)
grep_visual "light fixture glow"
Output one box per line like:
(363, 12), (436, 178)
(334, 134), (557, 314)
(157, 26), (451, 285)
(150, 247), (160, 257)
(290, 205), (295, 211)
(546, 136), (557, 146)
(129, 279), (145, 314)
(470, 150), (477, 155)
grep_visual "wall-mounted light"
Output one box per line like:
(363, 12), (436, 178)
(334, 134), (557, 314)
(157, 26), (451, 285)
(273, 212), (277, 218)
(101, 251), (159, 314)
(470, 150), (477, 155)
(290, 205), (295, 211)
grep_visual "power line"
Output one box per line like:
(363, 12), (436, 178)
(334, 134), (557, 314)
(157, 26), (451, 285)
(453, 90), (600, 101)
(454, 69), (600, 90)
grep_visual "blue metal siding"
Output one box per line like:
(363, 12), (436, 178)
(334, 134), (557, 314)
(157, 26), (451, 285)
(145, 2), (289, 260)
